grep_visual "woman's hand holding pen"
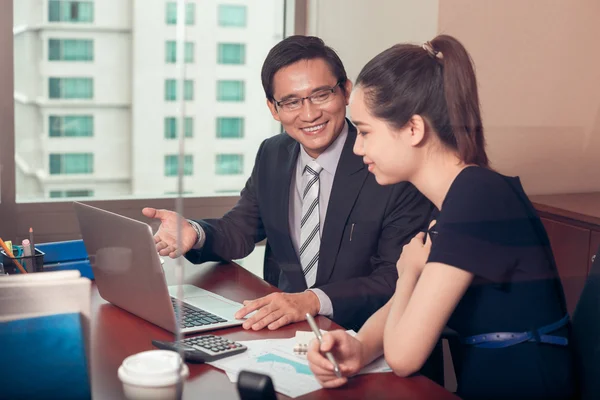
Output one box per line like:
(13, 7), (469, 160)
(396, 220), (436, 277)
(307, 330), (365, 388)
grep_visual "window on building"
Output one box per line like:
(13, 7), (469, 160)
(217, 80), (244, 102)
(184, 117), (194, 138)
(164, 117), (193, 139)
(184, 80), (194, 101)
(217, 43), (245, 65)
(186, 3), (196, 25)
(49, 189), (94, 198)
(164, 154), (193, 176)
(48, 0), (94, 23)
(11, 0), (289, 205)
(48, 39), (93, 61)
(49, 77), (93, 99)
(166, 2), (195, 25)
(49, 115), (93, 137)
(218, 4), (247, 27)
(165, 79), (177, 101)
(49, 153), (94, 174)
(216, 154), (244, 175)
(165, 79), (194, 101)
(216, 117), (244, 138)
(165, 41), (194, 63)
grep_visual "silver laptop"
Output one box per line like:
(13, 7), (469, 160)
(73, 201), (246, 334)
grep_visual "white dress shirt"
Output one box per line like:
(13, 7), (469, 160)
(190, 121), (349, 318)
(288, 122), (348, 317)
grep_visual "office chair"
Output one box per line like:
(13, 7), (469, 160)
(571, 245), (600, 400)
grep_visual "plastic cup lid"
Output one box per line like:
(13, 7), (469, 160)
(118, 350), (189, 387)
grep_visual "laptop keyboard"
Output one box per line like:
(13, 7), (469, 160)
(170, 298), (228, 328)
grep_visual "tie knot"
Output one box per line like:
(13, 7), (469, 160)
(304, 161), (323, 177)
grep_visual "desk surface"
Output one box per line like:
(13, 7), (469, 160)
(90, 261), (458, 400)
(531, 192), (600, 227)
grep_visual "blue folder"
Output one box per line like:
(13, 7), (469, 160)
(0, 313), (91, 400)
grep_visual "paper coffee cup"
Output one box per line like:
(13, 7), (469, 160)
(118, 350), (189, 400)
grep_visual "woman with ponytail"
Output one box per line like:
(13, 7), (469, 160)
(307, 35), (575, 399)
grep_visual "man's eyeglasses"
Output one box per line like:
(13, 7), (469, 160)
(274, 81), (342, 112)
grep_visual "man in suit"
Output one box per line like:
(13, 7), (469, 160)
(143, 36), (432, 331)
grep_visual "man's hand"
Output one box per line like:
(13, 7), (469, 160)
(142, 207), (198, 258)
(234, 291), (321, 331)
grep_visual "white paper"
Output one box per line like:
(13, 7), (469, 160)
(208, 330), (391, 398)
(208, 337), (321, 398)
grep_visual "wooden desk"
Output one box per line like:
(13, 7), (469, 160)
(91, 261), (458, 400)
(531, 192), (600, 314)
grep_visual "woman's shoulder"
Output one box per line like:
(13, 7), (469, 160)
(442, 166), (525, 219)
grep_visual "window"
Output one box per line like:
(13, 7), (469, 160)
(185, 117), (194, 138)
(186, 3), (196, 25)
(49, 189), (94, 198)
(165, 41), (194, 63)
(49, 39), (93, 61)
(10, 0), (289, 207)
(165, 79), (177, 101)
(166, 2), (195, 25)
(164, 155), (193, 176)
(185, 42), (195, 63)
(49, 153), (94, 174)
(48, 1), (94, 23)
(217, 80), (245, 102)
(49, 115), (93, 137)
(216, 154), (244, 175)
(217, 43), (245, 65)
(218, 5), (247, 27)
(216, 117), (244, 138)
(184, 80), (194, 101)
(165, 79), (194, 101)
(49, 77), (93, 99)
(164, 117), (193, 139)
(165, 41), (176, 63)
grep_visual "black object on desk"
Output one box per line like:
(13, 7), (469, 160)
(237, 371), (277, 400)
(0, 247), (45, 274)
(152, 334), (247, 363)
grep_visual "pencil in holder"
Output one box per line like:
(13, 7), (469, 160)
(1, 246), (45, 274)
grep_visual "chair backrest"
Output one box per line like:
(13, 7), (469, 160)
(571, 245), (600, 400)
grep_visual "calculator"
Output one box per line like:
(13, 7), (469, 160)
(151, 335), (247, 363)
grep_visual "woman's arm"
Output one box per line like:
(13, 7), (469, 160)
(354, 294), (394, 365)
(384, 262), (473, 377)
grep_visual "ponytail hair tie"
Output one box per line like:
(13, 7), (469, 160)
(422, 41), (443, 60)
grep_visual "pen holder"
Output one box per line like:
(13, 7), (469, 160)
(1, 247), (45, 274)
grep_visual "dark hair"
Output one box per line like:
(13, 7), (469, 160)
(356, 34), (488, 167)
(261, 35), (348, 102)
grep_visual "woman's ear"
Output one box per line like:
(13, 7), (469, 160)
(408, 115), (426, 146)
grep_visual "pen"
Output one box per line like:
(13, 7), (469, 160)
(305, 313), (342, 378)
(29, 227), (36, 259)
(22, 239), (33, 273)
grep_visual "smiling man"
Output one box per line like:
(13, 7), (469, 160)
(143, 36), (432, 331)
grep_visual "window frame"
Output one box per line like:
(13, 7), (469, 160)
(0, 0), (306, 243)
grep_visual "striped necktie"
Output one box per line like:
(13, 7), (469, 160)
(299, 160), (323, 287)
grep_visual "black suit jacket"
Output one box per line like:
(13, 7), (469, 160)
(186, 122), (432, 329)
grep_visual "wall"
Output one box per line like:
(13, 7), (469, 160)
(309, 0), (600, 195)
(307, 0), (439, 82)
(439, 0), (600, 194)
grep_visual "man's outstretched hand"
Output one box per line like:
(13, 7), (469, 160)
(142, 207), (198, 258)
